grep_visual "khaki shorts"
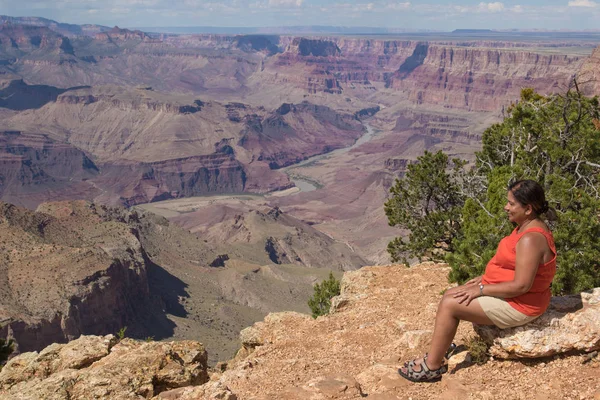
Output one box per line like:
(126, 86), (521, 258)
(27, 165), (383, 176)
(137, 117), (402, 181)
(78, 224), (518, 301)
(477, 296), (539, 329)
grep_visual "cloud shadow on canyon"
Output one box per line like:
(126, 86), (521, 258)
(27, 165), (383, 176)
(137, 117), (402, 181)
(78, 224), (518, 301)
(0, 80), (90, 110)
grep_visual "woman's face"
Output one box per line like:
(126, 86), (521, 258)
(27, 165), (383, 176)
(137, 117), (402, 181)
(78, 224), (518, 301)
(504, 190), (532, 224)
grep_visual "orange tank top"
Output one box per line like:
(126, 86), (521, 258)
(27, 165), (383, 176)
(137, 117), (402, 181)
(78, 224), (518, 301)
(481, 227), (556, 316)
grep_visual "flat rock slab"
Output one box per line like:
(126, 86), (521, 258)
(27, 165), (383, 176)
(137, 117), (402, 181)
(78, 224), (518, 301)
(474, 288), (600, 359)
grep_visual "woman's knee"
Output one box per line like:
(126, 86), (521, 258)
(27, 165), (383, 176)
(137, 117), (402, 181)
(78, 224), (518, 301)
(438, 291), (460, 312)
(443, 286), (462, 297)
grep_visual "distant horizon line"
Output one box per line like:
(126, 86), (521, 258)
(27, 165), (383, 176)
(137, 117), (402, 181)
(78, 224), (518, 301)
(2, 15), (600, 34)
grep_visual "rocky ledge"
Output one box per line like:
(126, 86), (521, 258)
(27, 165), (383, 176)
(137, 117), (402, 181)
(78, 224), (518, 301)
(2, 263), (599, 400)
(0, 335), (210, 399)
(475, 288), (600, 359)
(212, 264), (600, 399)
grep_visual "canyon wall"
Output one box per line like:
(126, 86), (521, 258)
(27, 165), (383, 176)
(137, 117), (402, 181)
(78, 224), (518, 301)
(579, 45), (600, 95)
(0, 202), (157, 352)
(1, 26), (587, 112)
(264, 37), (585, 111)
(1, 80), (377, 206)
(94, 153), (247, 206)
(389, 44), (584, 111)
(0, 131), (100, 208)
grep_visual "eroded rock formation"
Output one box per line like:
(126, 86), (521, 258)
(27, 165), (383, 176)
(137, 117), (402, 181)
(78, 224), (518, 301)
(0, 201), (215, 353)
(1, 82), (371, 206)
(0, 131), (100, 208)
(475, 288), (600, 359)
(0, 335), (209, 399)
(388, 45), (584, 111)
(238, 102), (364, 169)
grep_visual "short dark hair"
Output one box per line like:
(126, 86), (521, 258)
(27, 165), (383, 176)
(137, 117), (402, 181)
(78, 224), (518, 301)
(508, 179), (549, 215)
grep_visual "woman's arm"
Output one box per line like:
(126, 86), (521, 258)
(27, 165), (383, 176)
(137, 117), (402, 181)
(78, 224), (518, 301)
(453, 232), (547, 305)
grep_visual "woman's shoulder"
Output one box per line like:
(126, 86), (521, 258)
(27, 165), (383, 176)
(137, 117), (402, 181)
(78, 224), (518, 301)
(517, 221), (551, 235)
(517, 223), (554, 249)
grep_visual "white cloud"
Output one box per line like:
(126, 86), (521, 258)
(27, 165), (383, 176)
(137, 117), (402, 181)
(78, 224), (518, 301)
(510, 5), (523, 12)
(268, 0), (303, 7)
(478, 2), (505, 12)
(110, 7), (131, 14)
(453, 5), (470, 13)
(386, 2), (411, 10)
(568, 0), (597, 7)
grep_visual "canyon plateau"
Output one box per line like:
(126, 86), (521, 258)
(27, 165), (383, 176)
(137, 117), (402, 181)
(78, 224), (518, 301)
(1, 16), (600, 394)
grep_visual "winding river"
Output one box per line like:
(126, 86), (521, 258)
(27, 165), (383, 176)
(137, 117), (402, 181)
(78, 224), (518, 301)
(281, 123), (376, 193)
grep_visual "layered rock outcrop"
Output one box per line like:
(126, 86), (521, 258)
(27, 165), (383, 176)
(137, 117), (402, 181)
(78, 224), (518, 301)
(287, 38), (341, 57)
(475, 288), (600, 359)
(0, 200), (216, 353)
(2, 83), (372, 206)
(238, 102), (364, 169)
(0, 201), (155, 353)
(0, 131), (99, 208)
(0, 335), (209, 399)
(0, 16), (110, 37)
(579, 45), (600, 95)
(94, 153), (247, 206)
(94, 26), (149, 42)
(263, 37), (585, 110)
(388, 45), (584, 111)
(0, 25), (74, 55)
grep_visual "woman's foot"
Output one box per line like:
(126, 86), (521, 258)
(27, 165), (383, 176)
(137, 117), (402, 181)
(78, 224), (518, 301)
(398, 357), (447, 382)
(401, 344), (455, 373)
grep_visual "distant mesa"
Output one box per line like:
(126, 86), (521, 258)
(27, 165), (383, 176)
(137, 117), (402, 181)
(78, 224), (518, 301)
(287, 37), (341, 57)
(235, 35), (280, 55)
(95, 26), (149, 42)
(0, 24), (75, 55)
(0, 15), (111, 37)
(452, 29), (495, 34)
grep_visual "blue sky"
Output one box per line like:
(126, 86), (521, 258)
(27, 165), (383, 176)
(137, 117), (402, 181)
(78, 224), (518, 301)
(0, 0), (598, 31)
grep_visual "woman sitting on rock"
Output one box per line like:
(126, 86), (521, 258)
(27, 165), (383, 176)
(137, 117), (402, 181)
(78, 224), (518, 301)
(399, 179), (556, 382)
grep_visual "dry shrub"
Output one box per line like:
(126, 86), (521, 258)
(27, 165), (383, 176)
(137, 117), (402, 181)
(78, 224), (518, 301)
(465, 335), (489, 365)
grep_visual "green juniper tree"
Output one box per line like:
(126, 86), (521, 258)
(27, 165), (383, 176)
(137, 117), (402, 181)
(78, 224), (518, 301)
(386, 81), (600, 295)
(308, 272), (341, 318)
(384, 150), (466, 264)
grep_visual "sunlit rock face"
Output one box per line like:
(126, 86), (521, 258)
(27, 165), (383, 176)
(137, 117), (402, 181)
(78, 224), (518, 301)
(0, 335), (209, 399)
(475, 288), (600, 359)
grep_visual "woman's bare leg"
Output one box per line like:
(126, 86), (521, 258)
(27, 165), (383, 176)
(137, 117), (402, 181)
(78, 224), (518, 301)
(400, 286), (495, 373)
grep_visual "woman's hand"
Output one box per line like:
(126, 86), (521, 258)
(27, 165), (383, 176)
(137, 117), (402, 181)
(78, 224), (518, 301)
(465, 276), (482, 286)
(452, 284), (481, 306)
